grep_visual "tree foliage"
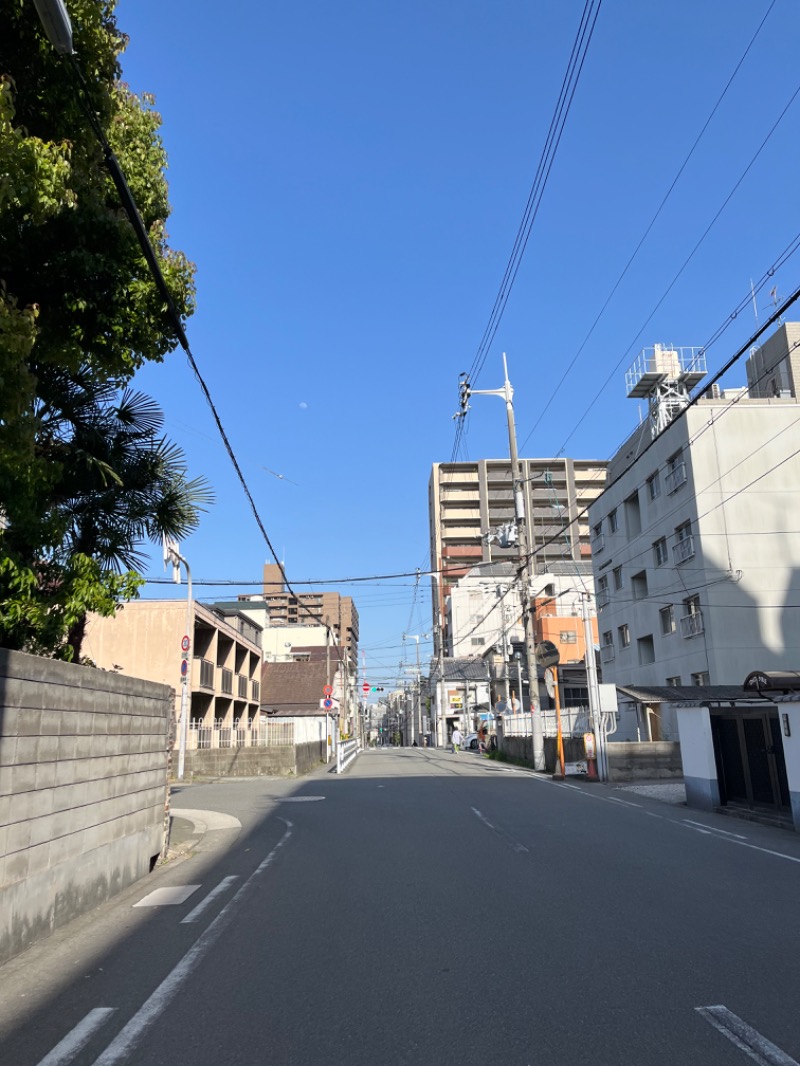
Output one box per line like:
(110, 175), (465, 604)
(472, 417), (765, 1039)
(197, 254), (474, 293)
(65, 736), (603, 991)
(0, 1), (204, 660)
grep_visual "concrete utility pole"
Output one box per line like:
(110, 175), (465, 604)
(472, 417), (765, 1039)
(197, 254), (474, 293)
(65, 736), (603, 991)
(403, 633), (429, 746)
(461, 354), (544, 769)
(164, 538), (192, 781)
(581, 592), (607, 779)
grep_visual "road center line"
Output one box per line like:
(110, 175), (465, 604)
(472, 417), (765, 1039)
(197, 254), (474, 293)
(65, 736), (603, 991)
(471, 807), (495, 830)
(92, 820), (293, 1065)
(36, 1008), (116, 1066)
(696, 1005), (799, 1065)
(180, 876), (239, 924)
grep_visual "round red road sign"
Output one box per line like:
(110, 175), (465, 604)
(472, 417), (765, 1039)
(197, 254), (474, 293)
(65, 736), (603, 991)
(181, 635), (190, 652)
(323, 684), (333, 696)
(362, 682), (370, 693)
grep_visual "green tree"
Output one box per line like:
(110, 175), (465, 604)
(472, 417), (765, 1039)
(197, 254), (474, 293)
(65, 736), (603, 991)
(0, 1), (202, 659)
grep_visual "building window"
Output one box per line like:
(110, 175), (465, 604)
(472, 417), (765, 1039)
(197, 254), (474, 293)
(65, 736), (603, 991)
(660, 605), (675, 635)
(592, 522), (605, 552)
(680, 595), (704, 638)
(647, 472), (661, 501)
(637, 634), (656, 665)
(691, 671), (710, 686)
(608, 509), (619, 533)
(559, 631), (578, 644)
(653, 538), (668, 567)
(597, 575), (609, 608)
(612, 566), (623, 591)
(624, 491), (642, 536)
(665, 451), (687, 494)
(666, 676), (681, 687)
(618, 624), (630, 648)
(601, 631), (615, 662)
(673, 521), (695, 564)
(471, 637), (485, 646)
(632, 570), (649, 600)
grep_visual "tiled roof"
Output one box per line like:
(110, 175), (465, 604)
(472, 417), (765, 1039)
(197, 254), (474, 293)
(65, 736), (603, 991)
(616, 684), (767, 704)
(261, 660), (333, 715)
(429, 658), (490, 683)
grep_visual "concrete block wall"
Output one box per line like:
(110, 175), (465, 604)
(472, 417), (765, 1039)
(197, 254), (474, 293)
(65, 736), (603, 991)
(181, 741), (327, 778)
(0, 649), (172, 964)
(607, 740), (682, 781)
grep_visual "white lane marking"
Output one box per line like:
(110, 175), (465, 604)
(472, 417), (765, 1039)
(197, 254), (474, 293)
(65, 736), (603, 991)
(472, 807), (495, 830)
(36, 1008), (116, 1066)
(697, 1005), (799, 1065)
(278, 796), (326, 802)
(681, 825), (800, 865)
(606, 796), (643, 808)
(180, 876), (239, 924)
(92, 821), (293, 1065)
(133, 885), (200, 908)
(684, 819), (746, 839)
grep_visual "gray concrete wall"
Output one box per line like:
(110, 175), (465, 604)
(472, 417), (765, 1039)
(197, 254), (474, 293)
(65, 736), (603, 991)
(607, 740), (682, 781)
(0, 649), (172, 964)
(181, 740), (328, 779)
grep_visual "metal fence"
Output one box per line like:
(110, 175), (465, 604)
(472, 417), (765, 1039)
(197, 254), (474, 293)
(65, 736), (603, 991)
(187, 718), (295, 750)
(503, 706), (591, 738)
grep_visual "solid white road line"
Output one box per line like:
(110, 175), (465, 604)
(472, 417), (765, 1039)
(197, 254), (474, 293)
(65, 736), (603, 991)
(36, 1008), (117, 1066)
(471, 807), (495, 830)
(606, 796), (643, 808)
(92, 820), (293, 1065)
(681, 824), (800, 865)
(697, 1005), (799, 1065)
(180, 876), (239, 924)
(684, 819), (746, 839)
(133, 885), (200, 908)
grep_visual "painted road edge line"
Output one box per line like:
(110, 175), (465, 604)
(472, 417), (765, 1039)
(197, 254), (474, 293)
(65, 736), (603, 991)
(681, 824), (800, 864)
(684, 819), (746, 839)
(36, 1008), (117, 1066)
(696, 1005), (799, 1066)
(180, 875), (240, 924)
(91, 820), (293, 1066)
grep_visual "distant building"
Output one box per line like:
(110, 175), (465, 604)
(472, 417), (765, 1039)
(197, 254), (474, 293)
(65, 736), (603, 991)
(255, 564), (359, 667)
(428, 457), (607, 649)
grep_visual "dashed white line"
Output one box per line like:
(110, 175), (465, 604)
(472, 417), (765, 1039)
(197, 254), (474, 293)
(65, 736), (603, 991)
(697, 1005), (799, 1065)
(92, 821), (293, 1065)
(180, 876), (239, 924)
(684, 819), (746, 839)
(36, 1008), (116, 1066)
(681, 824), (800, 864)
(606, 796), (643, 808)
(471, 807), (495, 830)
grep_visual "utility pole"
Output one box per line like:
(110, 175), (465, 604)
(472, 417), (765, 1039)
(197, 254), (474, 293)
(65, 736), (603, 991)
(164, 538), (192, 781)
(403, 633), (429, 746)
(582, 592), (606, 779)
(458, 355), (544, 769)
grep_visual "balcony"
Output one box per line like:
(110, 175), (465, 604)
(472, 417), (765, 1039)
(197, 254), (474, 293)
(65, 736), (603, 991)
(679, 612), (704, 638)
(238, 674), (248, 699)
(592, 532), (605, 553)
(665, 462), (687, 495)
(252, 679), (260, 702)
(673, 536), (695, 564)
(221, 668), (233, 695)
(597, 589), (610, 609)
(198, 658), (214, 689)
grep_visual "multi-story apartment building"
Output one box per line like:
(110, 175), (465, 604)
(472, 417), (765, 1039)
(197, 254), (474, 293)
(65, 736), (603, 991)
(429, 457), (607, 647)
(589, 329), (800, 739)
(258, 564), (359, 666)
(84, 599), (263, 744)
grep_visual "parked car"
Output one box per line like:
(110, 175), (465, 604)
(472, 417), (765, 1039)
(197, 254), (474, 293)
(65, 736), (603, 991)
(462, 732), (479, 750)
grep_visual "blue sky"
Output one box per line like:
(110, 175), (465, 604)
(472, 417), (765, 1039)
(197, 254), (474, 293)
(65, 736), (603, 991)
(113, 0), (800, 687)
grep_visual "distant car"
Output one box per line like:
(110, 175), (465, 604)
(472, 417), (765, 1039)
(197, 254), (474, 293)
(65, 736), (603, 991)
(462, 732), (479, 750)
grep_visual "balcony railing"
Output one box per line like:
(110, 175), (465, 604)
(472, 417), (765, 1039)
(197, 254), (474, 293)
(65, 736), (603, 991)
(600, 643), (615, 663)
(592, 533), (605, 553)
(252, 679), (260, 702)
(221, 668), (233, 694)
(679, 612), (704, 638)
(665, 462), (687, 494)
(238, 674), (248, 699)
(198, 658), (214, 689)
(673, 536), (695, 564)
(597, 589), (610, 608)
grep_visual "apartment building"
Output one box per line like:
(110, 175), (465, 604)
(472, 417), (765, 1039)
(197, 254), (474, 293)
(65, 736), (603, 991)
(589, 331), (800, 739)
(84, 599), (263, 743)
(429, 457), (607, 646)
(259, 564), (359, 666)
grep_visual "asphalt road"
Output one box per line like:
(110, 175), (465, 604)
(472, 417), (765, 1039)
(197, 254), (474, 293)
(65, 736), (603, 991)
(2, 748), (800, 1066)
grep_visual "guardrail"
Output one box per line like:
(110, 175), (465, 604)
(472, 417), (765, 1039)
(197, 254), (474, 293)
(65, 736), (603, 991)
(336, 738), (360, 773)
